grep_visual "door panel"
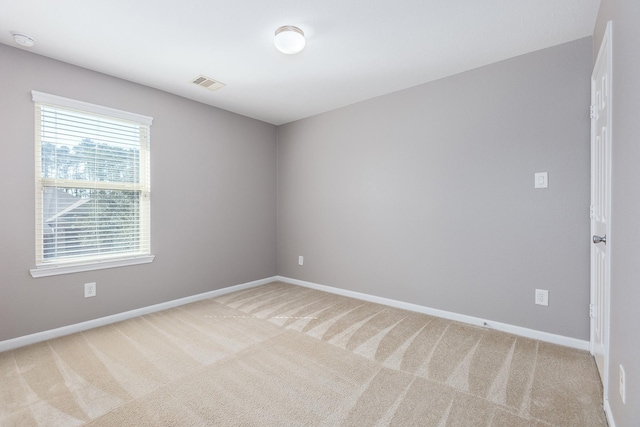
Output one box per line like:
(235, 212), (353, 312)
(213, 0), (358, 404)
(590, 21), (612, 389)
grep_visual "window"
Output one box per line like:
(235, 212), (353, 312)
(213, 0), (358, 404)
(31, 91), (153, 277)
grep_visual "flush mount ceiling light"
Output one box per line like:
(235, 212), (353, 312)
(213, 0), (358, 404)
(274, 26), (305, 55)
(11, 31), (35, 48)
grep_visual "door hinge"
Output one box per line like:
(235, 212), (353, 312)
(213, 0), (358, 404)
(590, 205), (596, 219)
(589, 303), (597, 318)
(590, 105), (598, 120)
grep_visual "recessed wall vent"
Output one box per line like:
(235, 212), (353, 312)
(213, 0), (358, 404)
(191, 75), (226, 91)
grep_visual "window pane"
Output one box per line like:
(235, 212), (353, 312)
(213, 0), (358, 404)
(42, 139), (140, 183)
(40, 107), (142, 184)
(43, 187), (142, 260)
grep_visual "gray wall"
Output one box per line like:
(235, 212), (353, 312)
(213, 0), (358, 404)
(277, 37), (592, 340)
(594, 1), (640, 425)
(0, 44), (278, 342)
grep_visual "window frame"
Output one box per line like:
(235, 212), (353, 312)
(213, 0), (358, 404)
(30, 91), (154, 278)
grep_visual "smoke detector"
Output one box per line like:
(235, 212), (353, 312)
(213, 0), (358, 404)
(11, 31), (35, 48)
(191, 75), (226, 92)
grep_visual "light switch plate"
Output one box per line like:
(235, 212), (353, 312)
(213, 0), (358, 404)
(620, 364), (626, 404)
(535, 172), (548, 189)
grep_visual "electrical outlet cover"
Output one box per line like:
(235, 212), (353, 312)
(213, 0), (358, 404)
(535, 289), (549, 306)
(84, 282), (96, 298)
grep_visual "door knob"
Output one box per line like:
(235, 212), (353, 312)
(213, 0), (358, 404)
(593, 234), (607, 244)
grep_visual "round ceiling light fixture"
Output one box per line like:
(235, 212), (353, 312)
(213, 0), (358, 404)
(11, 31), (35, 48)
(274, 26), (305, 55)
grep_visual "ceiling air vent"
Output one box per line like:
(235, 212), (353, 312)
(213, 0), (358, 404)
(191, 75), (226, 92)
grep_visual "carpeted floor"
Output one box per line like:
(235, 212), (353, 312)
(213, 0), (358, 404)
(0, 282), (607, 426)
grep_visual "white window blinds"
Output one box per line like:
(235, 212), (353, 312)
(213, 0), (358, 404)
(33, 91), (152, 267)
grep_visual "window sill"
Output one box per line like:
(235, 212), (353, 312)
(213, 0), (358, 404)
(30, 255), (155, 278)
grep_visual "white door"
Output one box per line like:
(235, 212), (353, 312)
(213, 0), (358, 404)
(590, 21), (612, 387)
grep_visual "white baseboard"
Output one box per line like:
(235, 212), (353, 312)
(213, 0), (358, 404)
(0, 276), (276, 353)
(2, 275), (590, 354)
(276, 276), (590, 351)
(604, 399), (616, 427)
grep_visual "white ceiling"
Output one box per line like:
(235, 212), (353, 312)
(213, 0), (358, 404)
(1, 0), (600, 125)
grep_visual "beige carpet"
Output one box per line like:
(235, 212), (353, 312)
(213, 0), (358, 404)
(0, 282), (607, 426)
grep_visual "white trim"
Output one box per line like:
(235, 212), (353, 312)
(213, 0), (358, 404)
(32, 92), (152, 267)
(276, 276), (590, 351)
(30, 255), (156, 278)
(604, 399), (616, 427)
(4, 275), (590, 353)
(0, 276), (276, 353)
(32, 90), (153, 125)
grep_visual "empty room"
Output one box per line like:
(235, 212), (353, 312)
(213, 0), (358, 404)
(1, 0), (638, 426)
